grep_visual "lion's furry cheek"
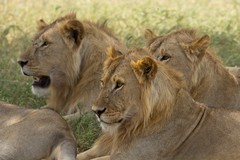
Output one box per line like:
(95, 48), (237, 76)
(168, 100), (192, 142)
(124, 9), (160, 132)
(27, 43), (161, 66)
(32, 86), (50, 97)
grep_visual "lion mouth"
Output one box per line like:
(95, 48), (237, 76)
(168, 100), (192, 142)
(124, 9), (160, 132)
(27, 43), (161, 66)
(32, 76), (51, 88)
(99, 118), (123, 125)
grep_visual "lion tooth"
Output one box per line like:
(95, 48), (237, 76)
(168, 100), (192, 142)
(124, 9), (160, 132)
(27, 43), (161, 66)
(33, 77), (40, 81)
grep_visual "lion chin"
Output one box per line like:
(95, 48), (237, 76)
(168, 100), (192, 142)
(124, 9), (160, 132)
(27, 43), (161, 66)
(100, 121), (120, 134)
(21, 67), (51, 97)
(97, 116), (123, 133)
(26, 74), (51, 97)
(32, 85), (50, 97)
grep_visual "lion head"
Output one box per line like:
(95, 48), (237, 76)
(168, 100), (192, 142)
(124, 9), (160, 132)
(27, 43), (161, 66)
(18, 13), (82, 97)
(18, 13), (127, 113)
(144, 29), (213, 89)
(91, 47), (183, 152)
(144, 29), (240, 109)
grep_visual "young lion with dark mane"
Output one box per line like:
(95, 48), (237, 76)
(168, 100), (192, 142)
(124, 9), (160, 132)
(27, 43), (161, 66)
(144, 29), (240, 109)
(18, 13), (127, 115)
(77, 48), (240, 160)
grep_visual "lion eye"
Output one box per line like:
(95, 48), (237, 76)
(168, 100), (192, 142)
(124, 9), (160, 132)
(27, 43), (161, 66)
(157, 55), (171, 62)
(114, 80), (124, 91)
(40, 41), (48, 47)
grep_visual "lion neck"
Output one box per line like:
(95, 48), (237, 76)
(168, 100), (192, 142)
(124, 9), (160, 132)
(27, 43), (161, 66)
(190, 52), (240, 109)
(158, 89), (206, 154)
(110, 89), (207, 158)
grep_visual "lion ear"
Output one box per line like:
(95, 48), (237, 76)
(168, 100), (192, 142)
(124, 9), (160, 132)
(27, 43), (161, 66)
(107, 47), (123, 59)
(131, 57), (157, 83)
(191, 35), (210, 52)
(181, 35), (210, 61)
(37, 19), (47, 30)
(144, 29), (157, 46)
(104, 47), (123, 69)
(60, 20), (84, 50)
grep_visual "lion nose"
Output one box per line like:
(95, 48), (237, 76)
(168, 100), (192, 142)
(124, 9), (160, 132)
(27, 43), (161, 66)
(17, 60), (28, 68)
(92, 107), (106, 117)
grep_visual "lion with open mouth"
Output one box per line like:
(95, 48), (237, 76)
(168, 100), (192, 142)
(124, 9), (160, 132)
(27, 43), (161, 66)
(18, 13), (127, 115)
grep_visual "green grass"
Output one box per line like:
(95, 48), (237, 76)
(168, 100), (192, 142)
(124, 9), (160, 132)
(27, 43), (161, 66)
(1, 0), (240, 152)
(68, 113), (101, 152)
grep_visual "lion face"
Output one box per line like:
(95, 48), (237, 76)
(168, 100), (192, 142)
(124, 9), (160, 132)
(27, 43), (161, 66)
(150, 40), (193, 83)
(144, 29), (210, 87)
(92, 50), (142, 133)
(18, 14), (84, 97)
(19, 29), (71, 96)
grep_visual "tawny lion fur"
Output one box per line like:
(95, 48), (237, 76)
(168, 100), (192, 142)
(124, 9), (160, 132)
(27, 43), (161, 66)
(77, 48), (240, 160)
(144, 28), (240, 109)
(227, 66), (240, 82)
(18, 13), (127, 114)
(0, 101), (77, 160)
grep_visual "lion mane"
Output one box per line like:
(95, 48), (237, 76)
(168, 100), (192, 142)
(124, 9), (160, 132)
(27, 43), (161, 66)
(77, 48), (240, 160)
(18, 13), (127, 114)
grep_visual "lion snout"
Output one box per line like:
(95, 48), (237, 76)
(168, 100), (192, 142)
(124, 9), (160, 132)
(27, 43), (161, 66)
(92, 105), (106, 117)
(17, 59), (28, 68)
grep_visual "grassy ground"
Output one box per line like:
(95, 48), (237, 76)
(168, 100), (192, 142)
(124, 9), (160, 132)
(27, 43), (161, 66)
(1, 0), (240, 152)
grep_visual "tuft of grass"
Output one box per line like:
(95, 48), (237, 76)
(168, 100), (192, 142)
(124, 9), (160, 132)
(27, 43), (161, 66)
(0, 0), (239, 152)
(68, 113), (101, 152)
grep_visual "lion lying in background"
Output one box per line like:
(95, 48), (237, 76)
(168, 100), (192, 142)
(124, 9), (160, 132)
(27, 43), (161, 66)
(144, 29), (240, 109)
(0, 101), (77, 160)
(77, 48), (240, 160)
(18, 13), (127, 115)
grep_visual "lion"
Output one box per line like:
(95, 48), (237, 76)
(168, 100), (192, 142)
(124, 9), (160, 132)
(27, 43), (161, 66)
(0, 101), (77, 160)
(18, 13), (127, 115)
(144, 28), (240, 109)
(77, 47), (240, 160)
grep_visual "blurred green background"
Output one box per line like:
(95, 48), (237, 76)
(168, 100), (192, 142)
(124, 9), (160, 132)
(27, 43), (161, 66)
(0, 0), (239, 152)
